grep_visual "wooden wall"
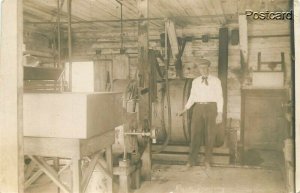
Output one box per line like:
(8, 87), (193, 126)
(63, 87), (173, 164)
(24, 19), (291, 122)
(70, 21), (291, 121)
(23, 28), (56, 66)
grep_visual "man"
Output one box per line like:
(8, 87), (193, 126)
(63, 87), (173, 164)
(179, 58), (223, 169)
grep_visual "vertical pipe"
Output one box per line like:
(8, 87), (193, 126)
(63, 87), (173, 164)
(116, 0), (123, 52)
(67, 0), (72, 91)
(120, 3), (123, 51)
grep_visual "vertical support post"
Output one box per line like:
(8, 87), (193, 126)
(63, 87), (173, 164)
(57, 0), (61, 68)
(53, 158), (60, 193)
(106, 146), (113, 193)
(137, 0), (152, 181)
(0, 0), (24, 193)
(106, 146), (113, 174)
(238, 15), (249, 83)
(294, 0), (299, 192)
(67, 0), (73, 91)
(118, 160), (130, 193)
(218, 27), (228, 132)
(137, 0), (149, 88)
(141, 138), (151, 181)
(72, 158), (82, 193)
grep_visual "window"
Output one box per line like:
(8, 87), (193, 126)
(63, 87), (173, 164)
(65, 61), (94, 92)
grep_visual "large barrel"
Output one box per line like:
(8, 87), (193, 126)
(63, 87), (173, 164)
(152, 79), (193, 145)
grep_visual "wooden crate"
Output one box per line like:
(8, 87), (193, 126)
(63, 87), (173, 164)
(23, 92), (123, 139)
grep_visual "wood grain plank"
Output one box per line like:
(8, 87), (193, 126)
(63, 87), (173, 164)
(0, 1), (25, 192)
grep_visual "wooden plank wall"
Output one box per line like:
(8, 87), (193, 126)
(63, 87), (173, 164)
(70, 21), (291, 121)
(24, 20), (291, 122)
(23, 28), (56, 66)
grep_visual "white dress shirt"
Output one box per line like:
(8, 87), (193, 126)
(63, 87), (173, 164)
(185, 75), (223, 113)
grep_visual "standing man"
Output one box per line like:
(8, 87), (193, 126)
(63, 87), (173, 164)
(179, 58), (223, 169)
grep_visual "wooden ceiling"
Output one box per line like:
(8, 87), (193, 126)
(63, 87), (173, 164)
(24, 0), (290, 32)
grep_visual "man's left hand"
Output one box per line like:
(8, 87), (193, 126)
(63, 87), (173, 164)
(216, 112), (223, 124)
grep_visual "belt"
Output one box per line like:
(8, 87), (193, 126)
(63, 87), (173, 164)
(195, 102), (216, 105)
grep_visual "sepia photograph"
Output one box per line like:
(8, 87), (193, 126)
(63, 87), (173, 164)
(0, 0), (298, 193)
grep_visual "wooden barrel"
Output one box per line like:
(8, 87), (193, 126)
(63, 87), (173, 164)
(152, 79), (193, 145)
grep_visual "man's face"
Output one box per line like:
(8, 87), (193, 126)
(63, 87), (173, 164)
(197, 65), (209, 76)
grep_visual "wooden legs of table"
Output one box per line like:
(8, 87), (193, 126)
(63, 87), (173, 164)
(72, 157), (82, 193)
(28, 155), (71, 193)
(106, 146), (113, 193)
(26, 145), (114, 193)
(54, 158), (61, 193)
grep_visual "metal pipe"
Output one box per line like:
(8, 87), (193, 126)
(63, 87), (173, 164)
(24, 14), (236, 25)
(121, 3), (123, 51)
(115, 0), (124, 52)
(125, 132), (151, 136)
(67, 0), (72, 91)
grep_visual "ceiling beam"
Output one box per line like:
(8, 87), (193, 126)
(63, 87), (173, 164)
(211, 0), (226, 24)
(24, 14), (235, 25)
(238, 0), (248, 14)
(200, 0), (226, 24)
(24, 1), (112, 30)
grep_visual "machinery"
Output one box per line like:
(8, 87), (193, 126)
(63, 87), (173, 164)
(22, 18), (229, 193)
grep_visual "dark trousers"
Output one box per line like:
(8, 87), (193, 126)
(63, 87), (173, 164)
(188, 103), (217, 165)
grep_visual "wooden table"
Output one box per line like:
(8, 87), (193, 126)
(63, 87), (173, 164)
(24, 130), (115, 193)
(22, 92), (123, 193)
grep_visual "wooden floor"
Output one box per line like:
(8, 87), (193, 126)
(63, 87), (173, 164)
(134, 164), (285, 193)
(25, 164), (285, 193)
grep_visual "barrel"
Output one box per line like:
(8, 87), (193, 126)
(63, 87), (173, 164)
(152, 79), (193, 145)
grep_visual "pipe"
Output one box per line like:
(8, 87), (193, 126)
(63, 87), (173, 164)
(67, 0), (72, 91)
(24, 14), (236, 25)
(115, 0), (124, 52)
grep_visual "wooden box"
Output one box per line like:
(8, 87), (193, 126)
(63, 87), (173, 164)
(252, 72), (284, 88)
(241, 88), (288, 151)
(23, 92), (123, 139)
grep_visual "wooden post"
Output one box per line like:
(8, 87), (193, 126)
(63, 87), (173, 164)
(137, 0), (152, 181)
(0, 0), (24, 192)
(218, 27), (228, 129)
(137, 0), (149, 88)
(67, 0), (73, 91)
(118, 160), (131, 193)
(295, 0), (300, 192)
(72, 158), (82, 193)
(57, 0), (61, 68)
(238, 15), (248, 83)
(106, 146), (113, 193)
